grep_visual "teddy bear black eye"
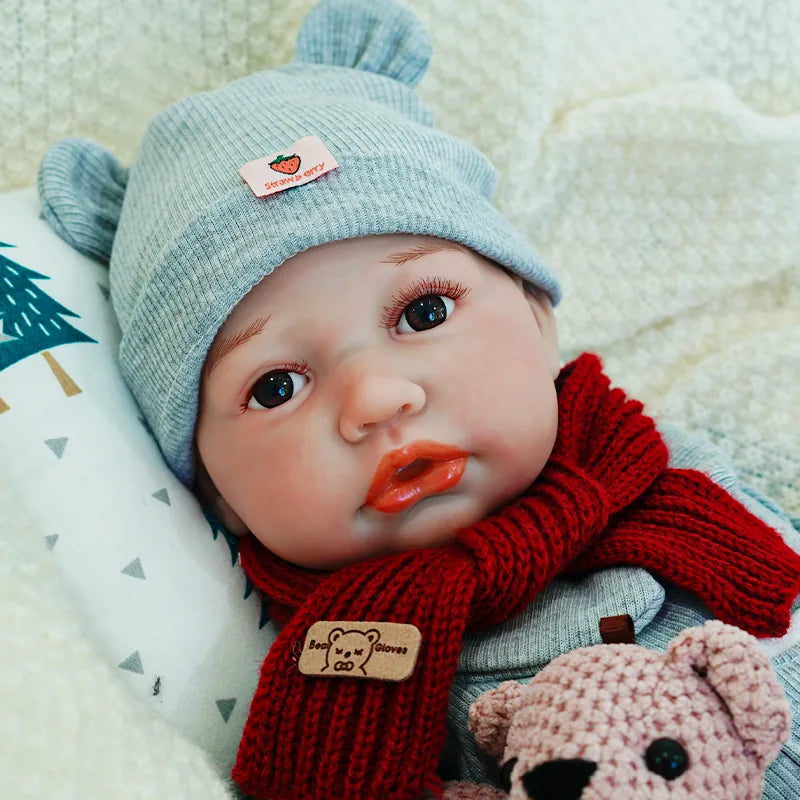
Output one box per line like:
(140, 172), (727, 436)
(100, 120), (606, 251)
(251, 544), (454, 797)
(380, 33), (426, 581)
(335, 647), (343, 655)
(645, 738), (689, 780)
(500, 757), (518, 792)
(355, 649), (363, 656)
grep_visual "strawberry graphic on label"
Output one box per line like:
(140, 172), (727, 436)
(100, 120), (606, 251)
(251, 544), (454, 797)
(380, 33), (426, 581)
(239, 135), (339, 198)
(269, 154), (301, 175)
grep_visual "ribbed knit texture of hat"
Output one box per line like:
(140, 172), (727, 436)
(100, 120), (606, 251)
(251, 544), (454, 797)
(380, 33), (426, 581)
(35, 0), (561, 487)
(232, 353), (800, 800)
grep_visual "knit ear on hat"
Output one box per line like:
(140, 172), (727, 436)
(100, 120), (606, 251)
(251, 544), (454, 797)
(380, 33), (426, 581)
(467, 680), (524, 758)
(37, 137), (128, 266)
(293, 0), (431, 88)
(667, 620), (792, 770)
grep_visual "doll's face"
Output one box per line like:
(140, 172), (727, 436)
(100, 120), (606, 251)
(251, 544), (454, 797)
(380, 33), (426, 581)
(196, 234), (560, 570)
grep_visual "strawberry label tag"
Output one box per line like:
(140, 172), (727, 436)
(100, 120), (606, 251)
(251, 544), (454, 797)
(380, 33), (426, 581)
(239, 135), (338, 198)
(298, 621), (421, 681)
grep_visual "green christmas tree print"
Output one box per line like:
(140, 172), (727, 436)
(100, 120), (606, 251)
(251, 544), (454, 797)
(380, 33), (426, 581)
(0, 242), (96, 411)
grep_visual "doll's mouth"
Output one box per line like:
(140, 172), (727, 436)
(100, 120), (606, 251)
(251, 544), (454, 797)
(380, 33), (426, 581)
(392, 458), (433, 481)
(364, 441), (470, 513)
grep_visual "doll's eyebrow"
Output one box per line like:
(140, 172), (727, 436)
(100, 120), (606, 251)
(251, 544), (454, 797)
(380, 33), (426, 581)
(381, 240), (468, 267)
(204, 242), (467, 378)
(204, 314), (271, 378)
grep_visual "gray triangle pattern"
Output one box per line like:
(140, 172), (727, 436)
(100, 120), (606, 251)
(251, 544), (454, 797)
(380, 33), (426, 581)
(121, 558), (145, 579)
(98, 283), (110, 300)
(119, 651), (144, 674)
(216, 698), (237, 723)
(44, 534), (59, 550)
(151, 488), (171, 506)
(45, 437), (68, 459)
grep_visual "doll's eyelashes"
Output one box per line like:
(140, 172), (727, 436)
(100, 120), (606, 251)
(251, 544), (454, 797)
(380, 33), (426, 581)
(380, 276), (470, 331)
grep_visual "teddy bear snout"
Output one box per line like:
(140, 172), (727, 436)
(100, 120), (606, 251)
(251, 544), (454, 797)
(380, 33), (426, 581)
(521, 758), (597, 800)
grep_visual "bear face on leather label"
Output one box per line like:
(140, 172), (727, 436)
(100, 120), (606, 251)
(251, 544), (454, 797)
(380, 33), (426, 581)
(299, 621), (421, 681)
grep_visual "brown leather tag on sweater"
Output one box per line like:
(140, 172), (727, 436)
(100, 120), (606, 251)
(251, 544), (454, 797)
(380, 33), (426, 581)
(298, 621), (421, 681)
(599, 614), (636, 644)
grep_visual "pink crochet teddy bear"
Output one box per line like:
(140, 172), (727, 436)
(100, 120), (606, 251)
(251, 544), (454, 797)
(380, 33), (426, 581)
(442, 621), (791, 800)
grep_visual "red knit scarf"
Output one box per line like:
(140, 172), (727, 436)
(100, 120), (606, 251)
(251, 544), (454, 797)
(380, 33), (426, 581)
(232, 353), (800, 800)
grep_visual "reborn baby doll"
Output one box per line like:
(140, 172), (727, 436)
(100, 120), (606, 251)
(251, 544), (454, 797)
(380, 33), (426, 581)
(36, 1), (800, 799)
(193, 232), (561, 571)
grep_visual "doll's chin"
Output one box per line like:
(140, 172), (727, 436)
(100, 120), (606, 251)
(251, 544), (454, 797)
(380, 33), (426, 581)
(353, 491), (480, 549)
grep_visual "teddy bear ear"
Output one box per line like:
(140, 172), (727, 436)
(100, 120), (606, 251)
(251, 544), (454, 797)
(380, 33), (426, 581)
(293, 0), (431, 88)
(468, 681), (524, 758)
(37, 137), (128, 266)
(667, 621), (791, 770)
(328, 627), (344, 643)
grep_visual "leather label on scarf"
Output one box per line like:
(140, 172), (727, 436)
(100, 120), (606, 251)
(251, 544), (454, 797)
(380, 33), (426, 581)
(298, 621), (421, 681)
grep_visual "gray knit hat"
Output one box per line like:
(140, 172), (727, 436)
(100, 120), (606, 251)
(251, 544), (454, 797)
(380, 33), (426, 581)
(37, 0), (561, 487)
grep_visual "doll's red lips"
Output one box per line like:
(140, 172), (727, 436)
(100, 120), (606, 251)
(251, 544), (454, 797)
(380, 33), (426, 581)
(364, 440), (470, 513)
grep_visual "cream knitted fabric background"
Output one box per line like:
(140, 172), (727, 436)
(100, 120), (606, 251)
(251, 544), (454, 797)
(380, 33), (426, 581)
(3, 0), (799, 512)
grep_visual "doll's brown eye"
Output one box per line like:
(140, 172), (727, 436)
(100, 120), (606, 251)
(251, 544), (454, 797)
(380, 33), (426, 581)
(248, 369), (308, 410)
(397, 294), (455, 334)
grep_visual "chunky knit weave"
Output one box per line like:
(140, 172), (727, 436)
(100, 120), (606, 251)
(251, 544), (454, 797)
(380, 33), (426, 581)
(567, 471), (800, 636)
(233, 353), (800, 800)
(466, 622), (791, 799)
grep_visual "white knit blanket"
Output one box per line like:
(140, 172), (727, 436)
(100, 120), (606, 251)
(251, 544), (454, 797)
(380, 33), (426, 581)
(2, 0), (798, 796)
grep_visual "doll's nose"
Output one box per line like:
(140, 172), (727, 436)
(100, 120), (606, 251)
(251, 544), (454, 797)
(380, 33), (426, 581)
(339, 374), (426, 443)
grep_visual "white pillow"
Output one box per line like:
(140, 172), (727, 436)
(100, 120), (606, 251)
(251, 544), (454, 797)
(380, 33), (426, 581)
(0, 187), (277, 776)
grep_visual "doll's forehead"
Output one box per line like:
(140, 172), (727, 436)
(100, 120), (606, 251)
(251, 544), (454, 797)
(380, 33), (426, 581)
(268, 234), (471, 283)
